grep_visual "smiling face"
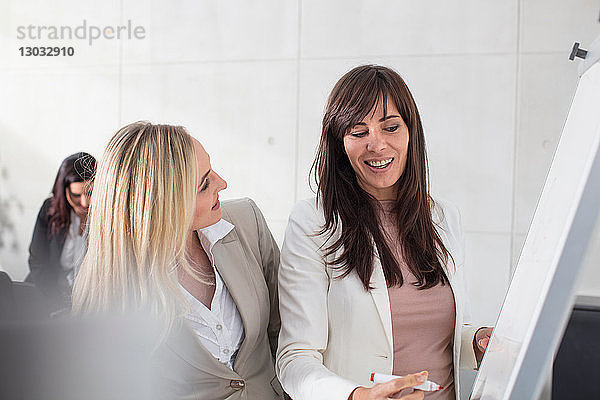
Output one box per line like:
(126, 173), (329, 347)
(65, 180), (93, 220)
(343, 96), (409, 201)
(190, 139), (227, 231)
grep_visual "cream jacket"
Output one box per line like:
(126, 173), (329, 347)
(276, 197), (477, 400)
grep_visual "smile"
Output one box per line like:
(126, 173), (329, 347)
(364, 158), (394, 169)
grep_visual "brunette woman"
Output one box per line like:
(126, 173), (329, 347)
(27, 152), (96, 311)
(276, 65), (492, 400)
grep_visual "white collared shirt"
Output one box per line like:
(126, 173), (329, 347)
(59, 211), (87, 287)
(180, 219), (245, 369)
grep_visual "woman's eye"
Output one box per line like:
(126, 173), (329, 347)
(200, 179), (210, 192)
(384, 125), (399, 132)
(349, 130), (368, 138)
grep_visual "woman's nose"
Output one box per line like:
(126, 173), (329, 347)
(366, 130), (386, 152)
(215, 172), (227, 192)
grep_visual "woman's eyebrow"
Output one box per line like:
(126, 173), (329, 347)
(379, 114), (400, 122)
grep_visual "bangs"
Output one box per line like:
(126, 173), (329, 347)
(330, 71), (394, 138)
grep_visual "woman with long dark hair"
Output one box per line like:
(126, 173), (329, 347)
(28, 152), (96, 311)
(276, 65), (492, 400)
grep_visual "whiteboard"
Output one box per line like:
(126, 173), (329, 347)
(470, 53), (600, 399)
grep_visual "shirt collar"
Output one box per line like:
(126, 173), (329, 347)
(196, 219), (234, 254)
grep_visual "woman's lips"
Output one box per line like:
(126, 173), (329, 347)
(212, 199), (220, 210)
(364, 157), (394, 173)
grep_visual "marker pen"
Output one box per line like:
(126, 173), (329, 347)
(370, 373), (444, 391)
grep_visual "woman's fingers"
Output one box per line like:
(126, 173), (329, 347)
(353, 372), (429, 400)
(478, 337), (490, 349)
(379, 371), (428, 396)
(398, 390), (425, 400)
(476, 327), (494, 350)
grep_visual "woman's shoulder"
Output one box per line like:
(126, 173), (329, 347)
(288, 197), (326, 227)
(220, 197), (265, 229)
(221, 197), (258, 216)
(430, 197), (461, 229)
(430, 197), (464, 259)
(291, 196), (323, 216)
(33, 197), (54, 226)
(39, 197), (53, 214)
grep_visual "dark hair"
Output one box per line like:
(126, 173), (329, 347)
(48, 152), (97, 236)
(311, 64), (451, 291)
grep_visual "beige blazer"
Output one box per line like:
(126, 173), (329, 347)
(276, 197), (477, 400)
(156, 198), (284, 400)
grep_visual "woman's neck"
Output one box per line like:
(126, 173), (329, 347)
(180, 231), (216, 308)
(78, 214), (87, 235)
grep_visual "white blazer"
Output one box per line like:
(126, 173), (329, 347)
(276, 197), (477, 400)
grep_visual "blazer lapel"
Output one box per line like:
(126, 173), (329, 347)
(211, 232), (262, 371)
(369, 253), (394, 359)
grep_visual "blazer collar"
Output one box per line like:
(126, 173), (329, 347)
(369, 253), (394, 358)
(211, 231), (262, 371)
(168, 221), (262, 374)
(196, 219), (235, 252)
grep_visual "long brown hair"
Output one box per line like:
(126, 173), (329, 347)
(48, 152), (96, 236)
(311, 64), (451, 291)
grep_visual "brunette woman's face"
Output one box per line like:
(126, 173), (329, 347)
(65, 181), (93, 219)
(190, 139), (227, 231)
(343, 97), (409, 201)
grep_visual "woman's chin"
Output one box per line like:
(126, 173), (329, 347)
(193, 213), (222, 231)
(211, 206), (222, 219)
(75, 209), (89, 220)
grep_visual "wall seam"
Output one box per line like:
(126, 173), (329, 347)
(293, 0), (302, 203)
(510, 0), (522, 277)
(117, 0), (124, 125)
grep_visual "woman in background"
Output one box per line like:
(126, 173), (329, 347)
(28, 152), (96, 311)
(276, 65), (492, 400)
(72, 122), (283, 400)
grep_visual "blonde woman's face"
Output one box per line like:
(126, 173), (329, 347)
(190, 139), (227, 231)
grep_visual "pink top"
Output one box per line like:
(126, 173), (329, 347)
(377, 201), (456, 400)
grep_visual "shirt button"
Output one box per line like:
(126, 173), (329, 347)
(215, 324), (223, 330)
(222, 348), (230, 355)
(230, 379), (245, 390)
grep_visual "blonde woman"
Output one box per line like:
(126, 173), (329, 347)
(72, 122), (283, 400)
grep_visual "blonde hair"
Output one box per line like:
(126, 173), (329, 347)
(72, 122), (197, 338)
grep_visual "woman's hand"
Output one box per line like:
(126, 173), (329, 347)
(350, 371), (428, 400)
(473, 327), (494, 366)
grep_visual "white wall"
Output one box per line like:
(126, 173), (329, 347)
(0, 0), (599, 390)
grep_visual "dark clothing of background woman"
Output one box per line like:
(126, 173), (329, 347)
(28, 198), (71, 311)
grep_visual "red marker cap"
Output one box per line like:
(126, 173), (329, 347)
(370, 373), (375, 382)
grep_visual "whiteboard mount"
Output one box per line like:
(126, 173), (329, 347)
(571, 33), (600, 76)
